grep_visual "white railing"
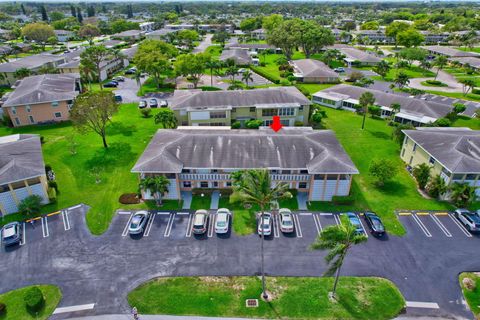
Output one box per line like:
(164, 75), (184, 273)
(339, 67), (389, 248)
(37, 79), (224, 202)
(271, 174), (310, 181)
(179, 173), (231, 181)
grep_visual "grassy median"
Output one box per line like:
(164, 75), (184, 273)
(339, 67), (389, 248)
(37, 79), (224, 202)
(459, 272), (480, 318)
(128, 276), (405, 320)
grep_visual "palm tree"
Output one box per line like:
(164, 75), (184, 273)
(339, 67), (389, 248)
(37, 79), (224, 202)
(80, 63), (95, 91)
(241, 70), (254, 87)
(232, 169), (291, 300)
(322, 50), (337, 67)
(14, 67), (31, 79)
(226, 64), (239, 83)
(433, 55), (448, 81)
(205, 60), (219, 87)
(139, 176), (170, 206)
(412, 163), (431, 190)
(419, 59), (431, 75)
(373, 60), (390, 79)
(359, 91), (375, 130)
(459, 78), (475, 96)
(449, 182), (477, 207)
(311, 222), (367, 299)
(134, 69), (142, 95)
(394, 71), (410, 89)
(427, 175), (448, 199)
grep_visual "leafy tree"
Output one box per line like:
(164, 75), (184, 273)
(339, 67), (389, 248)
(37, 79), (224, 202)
(240, 17), (261, 32)
(359, 91), (375, 129)
(134, 40), (177, 89)
(18, 195), (43, 216)
(368, 105), (381, 117)
(211, 31), (229, 46)
(356, 77), (374, 88)
(459, 79), (475, 96)
(453, 103), (467, 114)
(242, 70), (254, 87)
(78, 24), (100, 45)
(343, 21), (356, 31)
(373, 60), (391, 79)
(369, 159), (398, 187)
(346, 71), (364, 83)
(433, 117), (451, 127)
(174, 53), (209, 89)
(311, 222), (367, 299)
(262, 14), (283, 32)
(110, 19), (139, 34)
(296, 20), (335, 58)
(139, 176), (170, 206)
(399, 47), (427, 66)
(360, 21), (380, 30)
(413, 163), (431, 190)
(22, 23), (55, 51)
(427, 175), (448, 199)
(394, 71), (410, 89)
(397, 29), (425, 48)
(177, 29), (198, 50)
(390, 102), (401, 115)
(232, 169), (291, 300)
(87, 6), (95, 17)
(385, 21), (410, 47)
(52, 17), (80, 31)
(154, 109), (177, 129)
(50, 11), (65, 22)
(419, 59), (431, 75)
(245, 119), (263, 129)
(266, 19), (299, 60)
(433, 55), (448, 81)
(392, 123), (414, 146)
(80, 45), (112, 90)
(449, 182), (477, 207)
(79, 63), (95, 90)
(310, 107), (327, 128)
(14, 67), (31, 79)
(70, 91), (119, 148)
(322, 49), (340, 67)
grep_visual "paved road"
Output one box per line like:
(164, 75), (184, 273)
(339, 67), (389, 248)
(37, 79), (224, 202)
(0, 206), (477, 320)
(409, 65), (463, 93)
(114, 77), (145, 103)
(193, 34), (214, 53)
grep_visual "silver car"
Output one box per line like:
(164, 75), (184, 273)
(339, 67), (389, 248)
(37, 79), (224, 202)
(279, 208), (295, 233)
(215, 208), (231, 234)
(128, 211), (150, 235)
(257, 212), (272, 236)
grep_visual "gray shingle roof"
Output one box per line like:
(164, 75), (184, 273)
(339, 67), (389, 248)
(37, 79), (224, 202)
(403, 128), (480, 173)
(0, 134), (45, 185)
(0, 54), (65, 73)
(3, 73), (79, 107)
(219, 48), (252, 65)
(132, 128), (359, 174)
(328, 45), (382, 63)
(422, 46), (480, 58)
(291, 59), (339, 78)
(171, 87), (311, 110)
(225, 43), (276, 50)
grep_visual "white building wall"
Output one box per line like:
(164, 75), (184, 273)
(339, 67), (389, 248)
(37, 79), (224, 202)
(0, 183), (47, 215)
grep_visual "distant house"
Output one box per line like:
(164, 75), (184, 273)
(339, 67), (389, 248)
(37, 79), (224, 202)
(165, 24), (234, 33)
(102, 39), (126, 49)
(0, 29), (11, 40)
(54, 30), (74, 42)
(225, 42), (281, 54)
(139, 22), (155, 33)
(120, 45), (138, 62)
(420, 31), (450, 44)
(448, 56), (480, 71)
(401, 127), (480, 197)
(422, 45), (480, 58)
(251, 28), (266, 40)
(219, 48), (254, 66)
(290, 59), (339, 83)
(2, 73), (81, 127)
(329, 45), (382, 66)
(58, 54), (128, 82)
(356, 30), (394, 44)
(111, 30), (144, 41)
(0, 134), (49, 215)
(312, 84), (453, 126)
(146, 28), (175, 41)
(0, 53), (66, 85)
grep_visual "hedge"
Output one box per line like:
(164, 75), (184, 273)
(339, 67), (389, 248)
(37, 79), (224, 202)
(24, 286), (44, 312)
(249, 66), (280, 84)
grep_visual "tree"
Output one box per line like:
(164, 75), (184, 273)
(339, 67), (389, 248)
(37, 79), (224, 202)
(391, 123), (413, 146)
(413, 163), (431, 190)
(385, 21), (410, 47)
(80, 63), (95, 90)
(22, 23), (55, 51)
(369, 159), (398, 187)
(419, 59), (431, 75)
(211, 31), (229, 47)
(50, 11), (65, 22)
(296, 20), (335, 58)
(390, 102), (401, 116)
(311, 222), (367, 299)
(359, 91), (375, 130)
(78, 24), (100, 45)
(226, 64), (239, 83)
(139, 176), (170, 206)
(110, 19), (140, 34)
(134, 69), (142, 95)
(70, 5), (76, 17)
(433, 117), (451, 127)
(397, 29), (425, 48)
(77, 8), (83, 24)
(177, 29), (199, 50)
(14, 67), (31, 79)
(373, 60), (391, 79)
(449, 182), (477, 207)
(394, 71), (410, 89)
(39, 5), (48, 22)
(80, 45), (112, 90)
(232, 169), (291, 300)
(399, 47), (427, 66)
(427, 175), (448, 199)
(453, 103), (467, 114)
(205, 60), (220, 87)
(433, 55), (448, 81)
(361, 21), (380, 30)
(87, 6), (95, 17)
(70, 91), (119, 148)
(240, 17), (261, 33)
(322, 49), (339, 67)
(459, 79), (475, 96)
(242, 69), (254, 87)
(134, 40), (177, 89)
(368, 105), (381, 117)
(262, 14), (283, 32)
(18, 195), (43, 216)
(174, 53), (209, 89)
(266, 19), (299, 60)
(154, 109), (177, 129)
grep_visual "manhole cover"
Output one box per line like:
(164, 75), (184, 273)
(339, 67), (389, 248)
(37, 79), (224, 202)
(245, 299), (259, 308)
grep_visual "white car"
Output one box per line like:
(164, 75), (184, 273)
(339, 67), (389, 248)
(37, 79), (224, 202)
(128, 211), (150, 235)
(455, 209), (480, 232)
(257, 212), (272, 236)
(215, 208), (231, 234)
(279, 208), (295, 233)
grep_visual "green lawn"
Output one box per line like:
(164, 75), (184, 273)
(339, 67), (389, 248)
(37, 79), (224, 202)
(190, 195), (212, 210)
(453, 115), (480, 130)
(138, 77), (174, 96)
(456, 47), (480, 54)
(0, 285), (62, 320)
(278, 195), (299, 210)
(128, 276), (405, 320)
(205, 45), (222, 59)
(218, 196), (259, 235)
(424, 90), (480, 102)
(295, 83), (337, 95)
(459, 272), (480, 317)
(317, 108), (453, 235)
(0, 103), (168, 234)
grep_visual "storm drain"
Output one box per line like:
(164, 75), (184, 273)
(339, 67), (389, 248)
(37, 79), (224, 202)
(245, 299), (259, 308)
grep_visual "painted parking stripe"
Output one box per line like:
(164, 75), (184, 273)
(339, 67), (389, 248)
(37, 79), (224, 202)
(299, 212), (312, 216)
(41, 217), (49, 238)
(61, 210), (71, 231)
(118, 211), (131, 215)
(398, 212), (411, 216)
(405, 301), (439, 309)
(272, 215), (280, 238)
(334, 214), (341, 225)
(412, 214), (432, 237)
(434, 212), (449, 216)
(53, 303), (95, 314)
(163, 213), (175, 237)
(177, 212), (189, 215)
(357, 214), (369, 238)
(121, 213), (134, 237)
(416, 212), (430, 216)
(319, 213), (333, 216)
(208, 214), (216, 238)
(293, 214), (302, 238)
(185, 213), (194, 238)
(313, 214), (322, 235)
(68, 204), (82, 211)
(20, 222), (26, 246)
(143, 213), (156, 237)
(448, 213), (472, 237)
(430, 214), (452, 237)
(157, 212), (171, 215)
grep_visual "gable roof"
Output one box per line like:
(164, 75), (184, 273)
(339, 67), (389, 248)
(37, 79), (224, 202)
(0, 134), (46, 185)
(131, 127), (358, 174)
(219, 48), (252, 65)
(422, 45), (480, 58)
(170, 87), (311, 110)
(291, 59), (339, 78)
(0, 54), (65, 73)
(3, 73), (79, 107)
(403, 128), (480, 174)
(329, 45), (382, 63)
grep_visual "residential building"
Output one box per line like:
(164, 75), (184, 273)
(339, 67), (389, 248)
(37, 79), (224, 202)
(290, 59), (340, 83)
(111, 30), (145, 41)
(420, 31), (450, 44)
(165, 24), (234, 33)
(225, 42), (281, 53)
(355, 30), (394, 44)
(0, 134), (49, 215)
(131, 127), (358, 201)
(251, 28), (266, 40)
(140, 22), (155, 33)
(145, 28), (175, 41)
(422, 45), (480, 58)
(330, 28), (351, 43)
(312, 84), (453, 126)
(54, 30), (74, 42)
(329, 45), (382, 66)
(2, 73), (81, 127)
(219, 48), (254, 65)
(58, 54), (129, 81)
(448, 56), (480, 72)
(170, 86), (311, 127)
(0, 53), (66, 85)
(401, 127), (480, 196)
(414, 93), (480, 118)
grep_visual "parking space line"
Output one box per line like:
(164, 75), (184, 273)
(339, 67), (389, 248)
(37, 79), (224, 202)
(185, 213), (194, 238)
(164, 213), (175, 237)
(299, 212), (312, 216)
(121, 213), (134, 237)
(448, 213), (472, 237)
(412, 214), (432, 237)
(61, 210), (71, 231)
(208, 214), (216, 238)
(68, 204), (82, 211)
(398, 212), (411, 216)
(118, 211), (131, 215)
(293, 214), (302, 238)
(434, 212), (449, 216)
(143, 213), (156, 237)
(319, 213), (332, 216)
(416, 212), (430, 216)
(430, 214), (452, 237)
(273, 215), (280, 238)
(357, 214), (369, 238)
(157, 212), (170, 215)
(41, 217), (49, 238)
(313, 214), (322, 235)
(334, 214), (341, 225)
(405, 301), (439, 309)
(20, 222), (26, 246)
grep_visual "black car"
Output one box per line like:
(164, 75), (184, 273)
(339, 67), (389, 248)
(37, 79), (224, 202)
(2, 222), (22, 246)
(114, 95), (123, 102)
(364, 212), (385, 236)
(104, 81), (118, 88)
(125, 68), (137, 75)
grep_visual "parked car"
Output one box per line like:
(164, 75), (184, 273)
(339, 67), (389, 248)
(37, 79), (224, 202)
(346, 212), (364, 235)
(257, 212), (272, 236)
(113, 76), (125, 82)
(334, 67), (345, 73)
(138, 100), (148, 108)
(159, 100), (168, 108)
(125, 68), (137, 75)
(104, 81), (118, 88)
(455, 209), (480, 232)
(1, 222), (22, 246)
(192, 210), (209, 235)
(364, 212), (385, 236)
(215, 208), (231, 234)
(128, 211), (150, 235)
(114, 95), (123, 102)
(149, 98), (158, 108)
(279, 208), (294, 233)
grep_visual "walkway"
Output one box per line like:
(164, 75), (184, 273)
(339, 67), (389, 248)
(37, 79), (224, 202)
(409, 66), (463, 93)
(181, 191), (192, 209)
(193, 34), (213, 53)
(297, 192), (308, 210)
(210, 191), (220, 210)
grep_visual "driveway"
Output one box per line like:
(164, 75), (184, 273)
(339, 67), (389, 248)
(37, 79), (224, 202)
(0, 206), (477, 320)
(193, 34), (214, 53)
(409, 67), (464, 93)
(114, 77), (144, 103)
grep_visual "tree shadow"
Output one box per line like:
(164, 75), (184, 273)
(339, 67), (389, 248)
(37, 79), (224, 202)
(367, 130), (391, 140)
(84, 142), (135, 172)
(106, 122), (137, 137)
(373, 180), (408, 197)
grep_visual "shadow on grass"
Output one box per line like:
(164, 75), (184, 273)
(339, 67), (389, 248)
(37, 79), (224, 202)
(106, 122), (137, 136)
(368, 130), (391, 140)
(373, 180), (408, 197)
(84, 142), (135, 172)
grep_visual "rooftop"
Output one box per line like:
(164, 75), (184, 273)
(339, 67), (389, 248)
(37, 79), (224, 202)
(219, 48), (252, 65)
(0, 54), (65, 73)
(291, 59), (339, 78)
(422, 46), (480, 58)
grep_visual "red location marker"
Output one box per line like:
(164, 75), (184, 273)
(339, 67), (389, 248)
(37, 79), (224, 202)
(270, 115), (283, 132)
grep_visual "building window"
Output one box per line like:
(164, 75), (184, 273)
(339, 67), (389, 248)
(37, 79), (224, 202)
(466, 174), (477, 181)
(25, 105), (31, 113)
(280, 120), (289, 126)
(413, 143), (417, 152)
(226, 181), (232, 187)
(54, 112), (62, 118)
(300, 170), (308, 174)
(249, 107), (255, 112)
(200, 181), (208, 188)
(299, 106), (304, 111)
(51, 101), (59, 107)
(299, 182), (307, 188)
(212, 169), (218, 173)
(452, 174), (464, 181)
(401, 148), (405, 157)
(231, 108), (236, 113)
(182, 169), (191, 173)
(326, 174), (337, 180)
(210, 111), (226, 119)
(262, 108), (277, 117)
(264, 120), (272, 126)
(28, 115), (35, 124)
(11, 107), (16, 115)
(213, 181), (218, 187)
(14, 118), (20, 125)
(429, 157), (435, 165)
(282, 170), (291, 174)
(183, 181), (192, 188)
(278, 107), (295, 116)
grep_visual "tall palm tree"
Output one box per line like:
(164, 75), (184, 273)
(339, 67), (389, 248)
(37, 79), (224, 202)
(226, 64), (239, 83)
(139, 176), (170, 206)
(80, 63), (95, 91)
(241, 69), (254, 87)
(311, 222), (367, 299)
(232, 169), (291, 300)
(205, 60), (219, 87)
(419, 59), (431, 75)
(134, 69), (143, 95)
(14, 67), (31, 79)
(390, 102), (401, 119)
(359, 91), (375, 130)
(394, 71), (410, 89)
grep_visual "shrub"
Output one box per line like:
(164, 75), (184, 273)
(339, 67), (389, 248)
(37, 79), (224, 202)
(48, 180), (58, 193)
(1, 113), (12, 127)
(332, 195), (355, 205)
(40, 136), (45, 144)
(433, 117), (451, 127)
(245, 119), (263, 129)
(24, 286), (45, 312)
(119, 193), (140, 204)
(231, 121), (241, 129)
(18, 195), (43, 216)
(0, 302), (5, 314)
(294, 121), (304, 127)
(463, 277), (476, 291)
(47, 187), (57, 203)
(369, 159), (398, 187)
(200, 86), (222, 91)
(140, 108), (151, 118)
(425, 79), (443, 86)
